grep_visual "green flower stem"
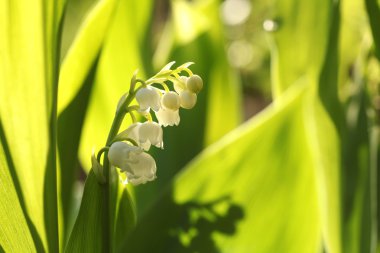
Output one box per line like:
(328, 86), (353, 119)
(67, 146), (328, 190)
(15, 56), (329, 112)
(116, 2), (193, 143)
(106, 94), (134, 145)
(100, 90), (135, 253)
(96, 147), (109, 163)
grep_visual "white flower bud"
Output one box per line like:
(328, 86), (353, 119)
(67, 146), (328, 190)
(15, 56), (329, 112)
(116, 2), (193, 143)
(155, 108), (180, 126)
(108, 142), (157, 185)
(179, 90), (197, 109)
(186, 75), (203, 94)
(135, 87), (161, 112)
(174, 76), (188, 94)
(161, 91), (180, 111)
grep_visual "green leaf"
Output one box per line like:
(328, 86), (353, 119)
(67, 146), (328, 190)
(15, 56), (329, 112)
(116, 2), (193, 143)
(64, 171), (107, 252)
(57, 0), (121, 244)
(135, 0), (242, 215)
(57, 55), (99, 245)
(58, 0), (152, 249)
(65, 169), (135, 253)
(269, 0), (333, 97)
(78, 0), (154, 172)
(58, 0), (119, 114)
(365, 0), (380, 59)
(0, 0), (64, 251)
(269, 0), (344, 252)
(0, 120), (37, 252)
(125, 83), (327, 252)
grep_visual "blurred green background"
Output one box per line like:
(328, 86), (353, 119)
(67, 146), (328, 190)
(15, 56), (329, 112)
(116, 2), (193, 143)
(1, 0), (380, 252)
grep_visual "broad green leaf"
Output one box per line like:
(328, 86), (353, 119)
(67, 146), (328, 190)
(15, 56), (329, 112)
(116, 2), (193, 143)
(338, 0), (368, 90)
(57, 0), (149, 244)
(269, 0), (332, 97)
(65, 0), (151, 250)
(58, 0), (119, 114)
(370, 127), (380, 253)
(136, 0), (242, 215)
(169, 0), (242, 145)
(78, 0), (154, 171)
(341, 85), (373, 253)
(0, 0), (64, 251)
(58, 0), (120, 245)
(305, 90), (342, 253)
(58, 56), (99, 245)
(337, 3), (378, 248)
(0, 120), (36, 252)
(65, 171), (107, 252)
(269, 0), (344, 252)
(65, 169), (135, 253)
(125, 83), (326, 252)
(365, 0), (380, 59)
(363, 0), (380, 248)
(318, 1), (375, 252)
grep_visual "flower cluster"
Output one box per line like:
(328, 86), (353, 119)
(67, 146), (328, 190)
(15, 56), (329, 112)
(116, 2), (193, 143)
(135, 63), (203, 126)
(93, 62), (203, 185)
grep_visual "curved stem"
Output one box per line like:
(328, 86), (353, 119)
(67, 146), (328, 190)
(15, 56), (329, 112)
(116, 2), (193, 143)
(101, 90), (135, 253)
(106, 93), (134, 145)
(111, 137), (139, 146)
(96, 147), (109, 163)
(156, 82), (169, 92)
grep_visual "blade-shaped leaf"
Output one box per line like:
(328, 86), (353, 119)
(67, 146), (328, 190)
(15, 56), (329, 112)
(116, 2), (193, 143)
(124, 83), (331, 252)
(136, 0), (243, 216)
(365, 0), (380, 59)
(58, 55), (99, 245)
(269, 0), (343, 252)
(269, 0), (333, 97)
(65, 169), (135, 253)
(0, 120), (37, 252)
(0, 0), (64, 251)
(58, 0), (119, 114)
(64, 171), (107, 252)
(59, 0), (152, 249)
(78, 0), (154, 171)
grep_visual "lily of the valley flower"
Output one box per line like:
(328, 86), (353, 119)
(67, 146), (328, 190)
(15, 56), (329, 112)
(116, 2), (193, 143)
(155, 108), (180, 126)
(179, 90), (197, 109)
(118, 121), (163, 151)
(186, 75), (203, 94)
(161, 91), (180, 110)
(135, 86), (161, 112)
(94, 62), (203, 186)
(108, 141), (157, 185)
(154, 91), (180, 126)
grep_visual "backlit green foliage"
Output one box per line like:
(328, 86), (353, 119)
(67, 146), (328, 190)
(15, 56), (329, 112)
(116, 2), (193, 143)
(0, 0), (379, 252)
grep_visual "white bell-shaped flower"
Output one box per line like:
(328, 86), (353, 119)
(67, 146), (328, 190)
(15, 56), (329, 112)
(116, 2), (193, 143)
(161, 91), (180, 110)
(179, 90), (197, 109)
(155, 108), (180, 126)
(186, 75), (203, 94)
(117, 122), (163, 151)
(139, 121), (163, 149)
(108, 141), (143, 170)
(124, 152), (157, 185)
(135, 87), (161, 112)
(108, 142), (157, 185)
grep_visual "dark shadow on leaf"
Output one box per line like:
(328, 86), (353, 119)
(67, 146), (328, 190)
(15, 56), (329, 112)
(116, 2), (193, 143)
(57, 53), (100, 246)
(119, 188), (244, 253)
